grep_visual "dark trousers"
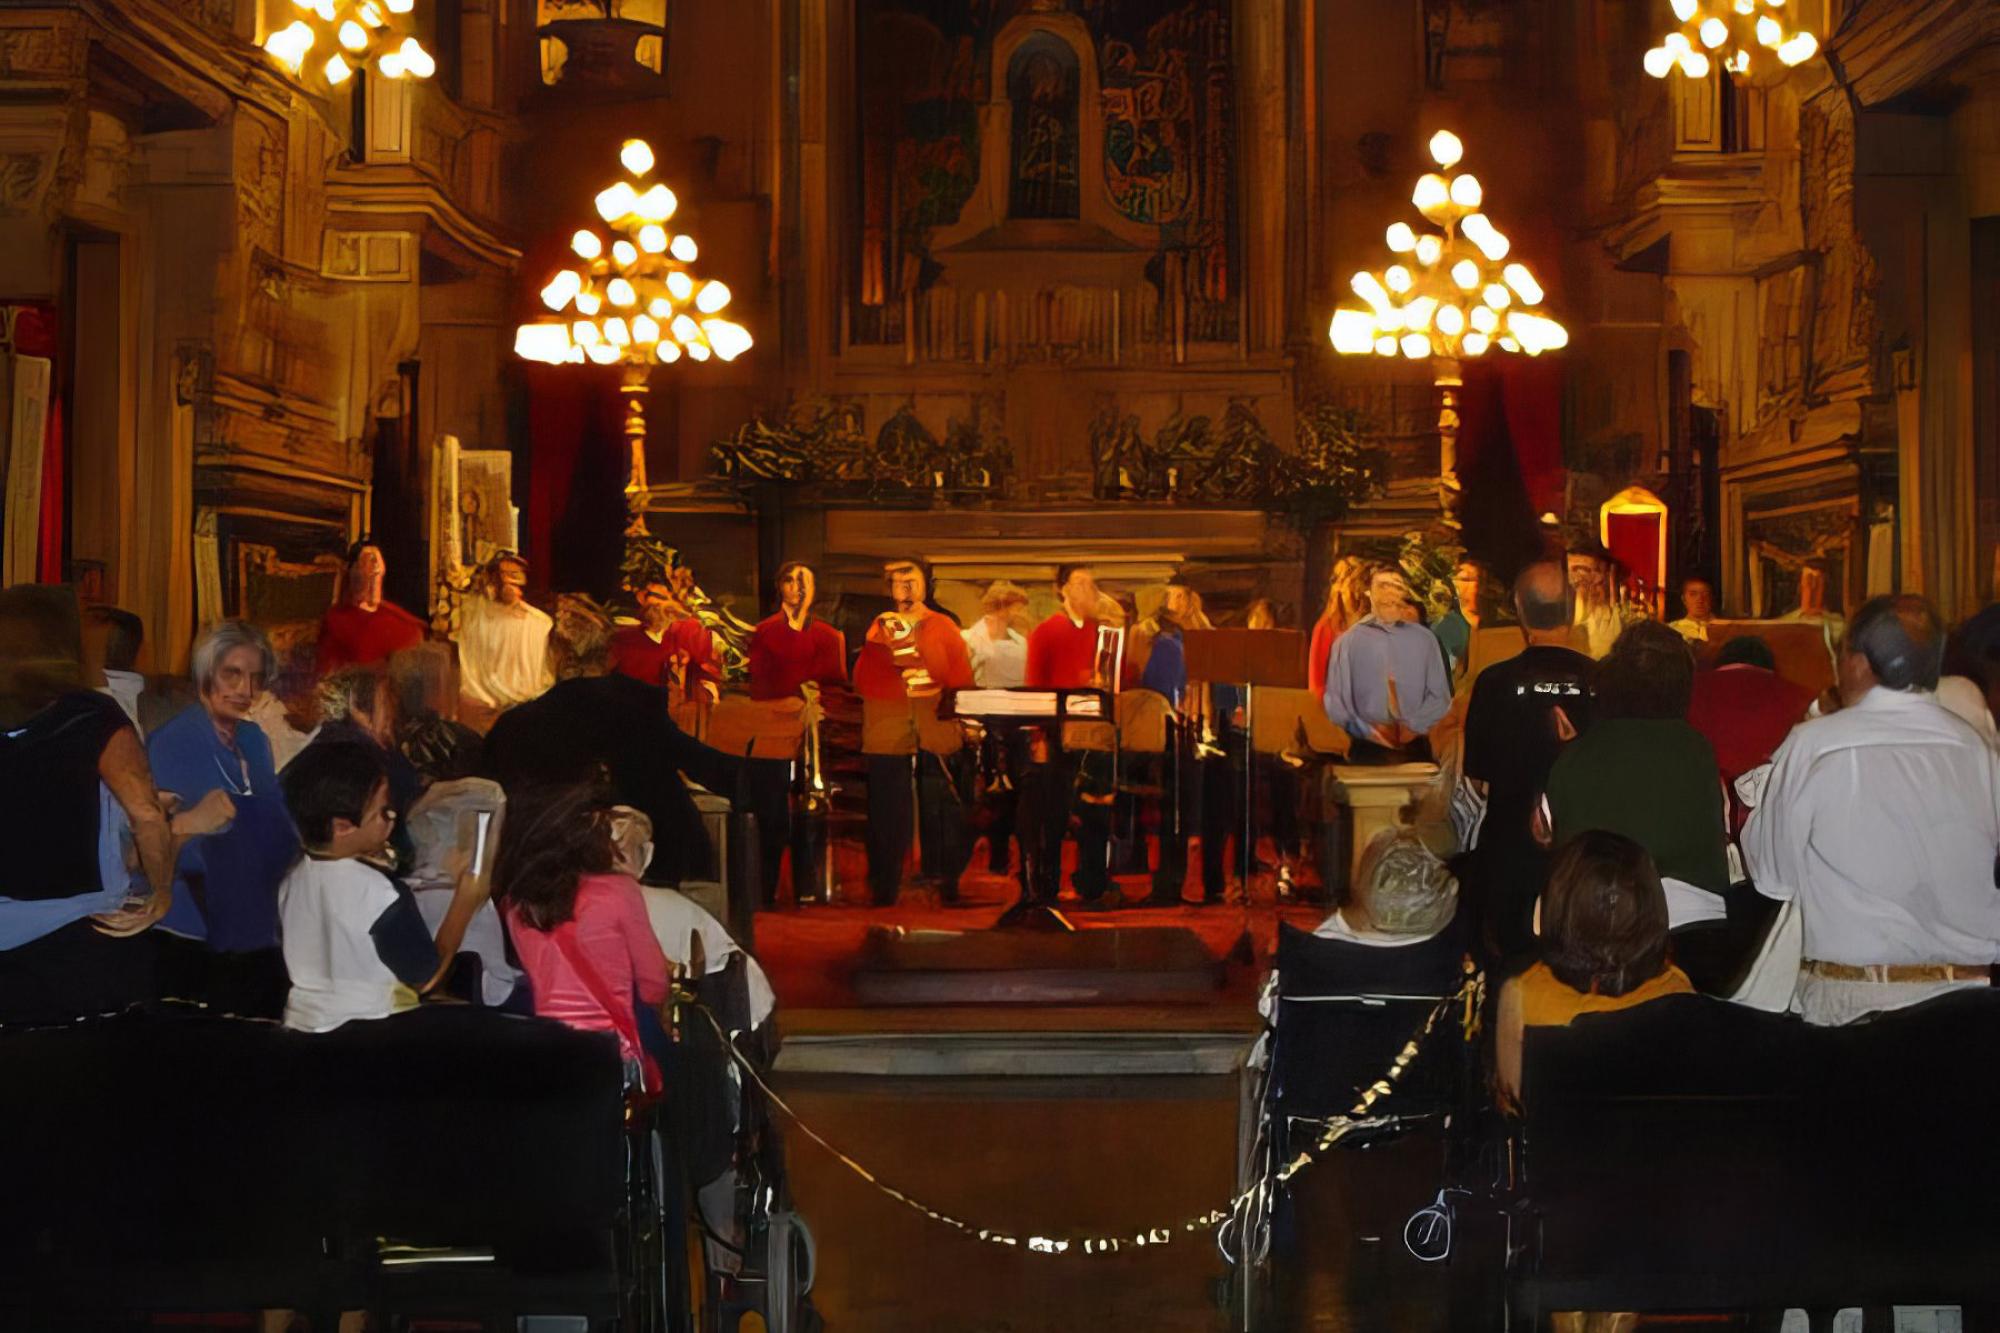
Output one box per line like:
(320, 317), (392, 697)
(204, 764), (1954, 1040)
(865, 751), (972, 906)
(981, 729), (1029, 874)
(1028, 748), (1113, 903)
(1152, 726), (1202, 902)
(156, 933), (289, 1020)
(0, 918), (158, 1026)
(1196, 747), (1238, 902)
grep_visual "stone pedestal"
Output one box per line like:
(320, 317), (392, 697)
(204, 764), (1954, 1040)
(1329, 761), (1441, 883)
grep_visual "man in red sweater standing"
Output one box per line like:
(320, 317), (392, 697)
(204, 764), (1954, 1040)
(610, 576), (722, 726)
(853, 557), (974, 906)
(1024, 563), (1119, 907)
(315, 540), (426, 678)
(747, 561), (847, 701)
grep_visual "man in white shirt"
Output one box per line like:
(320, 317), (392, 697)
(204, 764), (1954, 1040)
(456, 554), (554, 721)
(962, 580), (1029, 688)
(1742, 594), (2000, 1025)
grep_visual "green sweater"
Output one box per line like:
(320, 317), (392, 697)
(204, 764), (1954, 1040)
(1545, 717), (1730, 893)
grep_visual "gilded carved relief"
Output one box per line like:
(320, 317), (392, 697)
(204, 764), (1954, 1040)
(1799, 95), (1878, 397)
(0, 22), (86, 80)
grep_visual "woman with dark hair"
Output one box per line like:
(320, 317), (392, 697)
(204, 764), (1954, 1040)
(496, 783), (670, 1088)
(0, 585), (181, 1023)
(1495, 830), (1693, 1105)
(1544, 620), (1736, 989)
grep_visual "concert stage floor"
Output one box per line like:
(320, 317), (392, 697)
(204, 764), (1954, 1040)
(757, 836), (1325, 1025)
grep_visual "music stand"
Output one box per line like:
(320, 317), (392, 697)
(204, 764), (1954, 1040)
(1182, 629), (1308, 896)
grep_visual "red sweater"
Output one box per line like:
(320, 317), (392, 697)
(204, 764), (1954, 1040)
(1308, 617), (1341, 699)
(1026, 613), (1101, 689)
(316, 600), (426, 676)
(746, 615), (847, 700)
(609, 620), (721, 694)
(853, 610), (972, 701)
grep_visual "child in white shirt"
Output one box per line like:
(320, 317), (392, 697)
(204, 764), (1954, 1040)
(278, 741), (487, 1032)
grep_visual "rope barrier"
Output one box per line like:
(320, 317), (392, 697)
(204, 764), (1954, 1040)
(687, 959), (1486, 1260)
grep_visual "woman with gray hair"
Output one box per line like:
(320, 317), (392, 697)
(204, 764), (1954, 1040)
(147, 619), (300, 1017)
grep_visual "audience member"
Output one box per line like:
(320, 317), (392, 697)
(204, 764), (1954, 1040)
(1742, 595), (2000, 1025)
(1685, 636), (1812, 834)
(495, 783), (671, 1089)
(149, 620), (300, 1018)
(1462, 561), (1593, 958)
(307, 666), (422, 870)
(276, 742), (487, 1032)
(1494, 830), (1693, 1107)
(388, 642), (486, 785)
(1307, 557), (1367, 699)
(84, 604), (147, 734)
(315, 540), (426, 676)
(1322, 563), (1450, 749)
(1431, 558), (1485, 684)
(454, 553), (553, 724)
(1546, 621), (1729, 933)
(1668, 575), (1717, 644)
(0, 586), (178, 1025)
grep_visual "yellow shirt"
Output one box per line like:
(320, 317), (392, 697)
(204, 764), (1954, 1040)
(1516, 959), (1693, 1028)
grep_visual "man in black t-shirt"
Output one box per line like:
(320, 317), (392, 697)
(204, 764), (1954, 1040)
(1461, 561), (1593, 960)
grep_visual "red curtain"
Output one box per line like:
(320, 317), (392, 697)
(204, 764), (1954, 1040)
(4, 302), (64, 584)
(523, 362), (629, 600)
(1455, 356), (1566, 577)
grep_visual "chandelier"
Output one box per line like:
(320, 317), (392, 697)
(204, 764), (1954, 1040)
(1327, 130), (1567, 367)
(513, 138), (753, 371)
(1643, 0), (1818, 79)
(263, 0), (436, 87)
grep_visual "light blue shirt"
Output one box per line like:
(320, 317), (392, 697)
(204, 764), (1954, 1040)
(1322, 616), (1451, 740)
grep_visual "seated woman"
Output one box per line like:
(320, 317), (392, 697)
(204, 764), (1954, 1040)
(1544, 620), (1741, 992)
(1495, 829), (1693, 1108)
(495, 783), (671, 1090)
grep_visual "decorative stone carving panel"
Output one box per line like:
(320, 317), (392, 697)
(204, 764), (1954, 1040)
(1798, 95), (1878, 398)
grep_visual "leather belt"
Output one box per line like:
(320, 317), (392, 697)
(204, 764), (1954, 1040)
(1801, 960), (1992, 984)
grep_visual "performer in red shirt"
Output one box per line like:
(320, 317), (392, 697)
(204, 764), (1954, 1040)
(1023, 563), (1120, 908)
(609, 576), (722, 709)
(315, 540), (426, 677)
(854, 557), (974, 906)
(747, 561), (847, 701)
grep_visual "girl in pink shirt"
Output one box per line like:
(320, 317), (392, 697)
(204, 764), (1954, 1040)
(496, 784), (670, 1083)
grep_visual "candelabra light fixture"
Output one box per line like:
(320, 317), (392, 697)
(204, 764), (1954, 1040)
(1643, 0), (1818, 79)
(263, 0), (437, 87)
(1325, 130), (1567, 523)
(514, 139), (754, 510)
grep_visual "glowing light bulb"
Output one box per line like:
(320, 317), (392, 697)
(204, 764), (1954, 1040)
(586, 342), (620, 365)
(263, 21), (314, 74)
(1385, 265), (1414, 294)
(1386, 222), (1417, 253)
(607, 278), (637, 308)
(385, 0), (413, 11)
(1449, 174), (1483, 209)
(323, 53), (353, 84)
(634, 184), (677, 222)
(514, 323), (570, 365)
(574, 290), (602, 316)
(1373, 335), (1399, 357)
(1756, 14), (1783, 45)
(611, 240), (638, 268)
(338, 19), (367, 50)
(1429, 131), (1464, 169)
(1328, 309), (1378, 355)
(602, 316), (631, 347)
(1436, 304), (1466, 337)
(669, 234), (697, 263)
(1413, 173), (1450, 217)
(1665, 32), (1692, 55)
(666, 271), (695, 303)
(1405, 297), (1439, 331)
(1483, 283), (1512, 310)
(1462, 214), (1511, 261)
(1680, 50), (1711, 78)
(357, 3), (385, 27)
(1777, 32), (1818, 65)
(671, 314), (702, 344)
(571, 229), (602, 260)
(648, 297), (671, 319)
(1451, 259), (1480, 290)
(695, 281), (732, 314)
(1644, 46), (1676, 78)
(638, 224), (668, 253)
(1400, 332), (1433, 360)
(655, 341), (683, 364)
(1503, 262), (1544, 305)
(572, 320), (600, 347)
(1469, 304), (1500, 334)
(703, 319), (754, 361)
(541, 270), (583, 311)
(395, 37), (435, 79)
(595, 182), (638, 223)
(1728, 49), (1752, 73)
(1462, 331), (1491, 357)
(1414, 234), (1443, 267)
(1670, 0), (1697, 21)
(620, 139), (655, 176)
(1699, 17), (1728, 47)
(631, 314), (661, 345)
(685, 341), (711, 362)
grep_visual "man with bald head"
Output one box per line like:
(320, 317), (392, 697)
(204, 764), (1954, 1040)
(1744, 594), (2000, 1025)
(1461, 561), (1595, 956)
